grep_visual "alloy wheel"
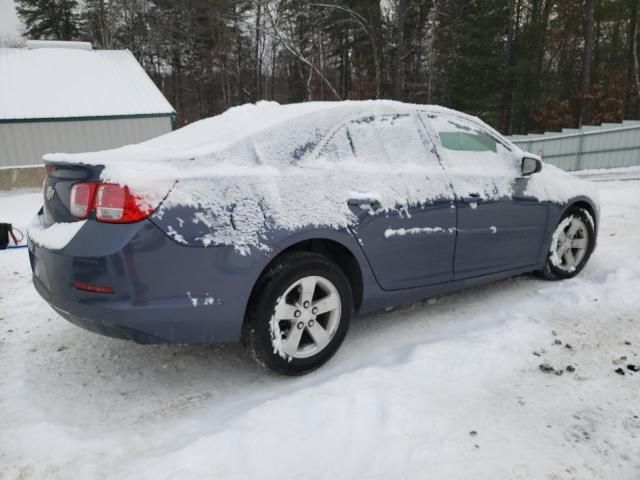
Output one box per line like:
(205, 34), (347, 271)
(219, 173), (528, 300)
(550, 215), (589, 273)
(270, 275), (342, 359)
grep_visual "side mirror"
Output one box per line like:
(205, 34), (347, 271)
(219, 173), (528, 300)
(522, 156), (542, 176)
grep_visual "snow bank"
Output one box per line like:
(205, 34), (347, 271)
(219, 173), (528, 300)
(0, 188), (41, 246)
(574, 165), (640, 176)
(1, 177), (639, 480)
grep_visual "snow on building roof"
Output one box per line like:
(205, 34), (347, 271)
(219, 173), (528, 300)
(26, 40), (93, 51)
(0, 44), (175, 121)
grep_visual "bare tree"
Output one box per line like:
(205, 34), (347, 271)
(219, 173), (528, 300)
(262, 0), (341, 100)
(310, 2), (382, 98)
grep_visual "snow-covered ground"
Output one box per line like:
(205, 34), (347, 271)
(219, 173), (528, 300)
(0, 188), (40, 246)
(1, 174), (639, 480)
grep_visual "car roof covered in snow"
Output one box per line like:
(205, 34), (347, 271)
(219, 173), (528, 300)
(44, 100), (513, 166)
(0, 45), (175, 121)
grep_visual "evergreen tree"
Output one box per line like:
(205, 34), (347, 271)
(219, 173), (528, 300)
(16, 0), (80, 40)
(13, 0), (634, 131)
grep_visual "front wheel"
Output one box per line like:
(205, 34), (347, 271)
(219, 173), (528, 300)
(540, 206), (595, 280)
(244, 252), (353, 375)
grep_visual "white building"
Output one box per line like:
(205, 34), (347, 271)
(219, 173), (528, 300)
(0, 40), (175, 169)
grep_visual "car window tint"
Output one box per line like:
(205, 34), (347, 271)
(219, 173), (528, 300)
(427, 115), (507, 156)
(438, 131), (497, 153)
(347, 114), (435, 165)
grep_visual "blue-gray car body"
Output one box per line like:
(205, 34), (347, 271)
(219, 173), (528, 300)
(28, 101), (599, 344)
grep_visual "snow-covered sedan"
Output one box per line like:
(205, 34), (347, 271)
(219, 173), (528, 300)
(28, 101), (599, 375)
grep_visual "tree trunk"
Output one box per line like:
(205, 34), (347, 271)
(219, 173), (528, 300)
(625, 0), (639, 118)
(501, 0), (516, 133)
(393, 0), (409, 100)
(263, 2), (341, 100)
(368, 1), (383, 99)
(270, 40), (277, 100)
(579, 0), (594, 127)
(634, 17), (640, 115)
(424, 0), (438, 104)
(255, 1), (262, 100)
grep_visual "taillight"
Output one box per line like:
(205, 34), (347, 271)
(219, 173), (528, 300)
(70, 182), (97, 218)
(95, 183), (152, 223)
(69, 182), (155, 223)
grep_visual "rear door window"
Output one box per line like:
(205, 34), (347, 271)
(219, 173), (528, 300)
(317, 126), (356, 163)
(347, 114), (436, 166)
(316, 113), (439, 167)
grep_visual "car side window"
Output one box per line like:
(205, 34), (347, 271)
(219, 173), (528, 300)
(317, 126), (356, 163)
(438, 129), (498, 153)
(420, 112), (518, 176)
(347, 114), (437, 166)
(316, 113), (438, 166)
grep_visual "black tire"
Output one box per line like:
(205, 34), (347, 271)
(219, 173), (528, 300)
(539, 206), (595, 280)
(244, 251), (353, 375)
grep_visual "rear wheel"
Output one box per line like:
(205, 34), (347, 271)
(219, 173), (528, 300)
(244, 252), (353, 375)
(540, 206), (595, 280)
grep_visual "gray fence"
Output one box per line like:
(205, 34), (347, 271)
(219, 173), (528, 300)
(508, 122), (640, 171)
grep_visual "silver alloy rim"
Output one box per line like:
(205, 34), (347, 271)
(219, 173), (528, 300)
(270, 275), (342, 359)
(550, 216), (589, 273)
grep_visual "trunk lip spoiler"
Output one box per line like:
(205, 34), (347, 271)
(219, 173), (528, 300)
(45, 161), (103, 180)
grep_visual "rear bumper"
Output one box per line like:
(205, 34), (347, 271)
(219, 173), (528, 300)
(28, 218), (265, 344)
(47, 298), (164, 344)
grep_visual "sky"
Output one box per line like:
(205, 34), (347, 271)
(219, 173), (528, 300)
(0, 0), (21, 38)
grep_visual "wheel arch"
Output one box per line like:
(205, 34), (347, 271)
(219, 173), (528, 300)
(539, 196), (599, 280)
(244, 235), (366, 325)
(561, 196), (599, 233)
(538, 195), (599, 268)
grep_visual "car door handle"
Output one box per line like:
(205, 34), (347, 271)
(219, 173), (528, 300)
(348, 198), (381, 210)
(461, 193), (484, 204)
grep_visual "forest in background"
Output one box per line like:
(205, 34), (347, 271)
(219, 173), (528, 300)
(9, 0), (640, 134)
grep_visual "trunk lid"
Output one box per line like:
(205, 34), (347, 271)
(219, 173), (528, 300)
(42, 162), (103, 227)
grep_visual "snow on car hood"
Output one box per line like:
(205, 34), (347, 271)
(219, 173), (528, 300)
(525, 162), (600, 206)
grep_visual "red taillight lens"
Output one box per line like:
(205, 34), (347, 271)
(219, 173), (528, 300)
(70, 182), (97, 218)
(95, 183), (154, 223)
(73, 281), (113, 294)
(69, 181), (156, 223)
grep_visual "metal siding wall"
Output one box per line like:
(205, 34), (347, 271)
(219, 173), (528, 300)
(511, 125), (640, 171)
(0, 116), (172, 167)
